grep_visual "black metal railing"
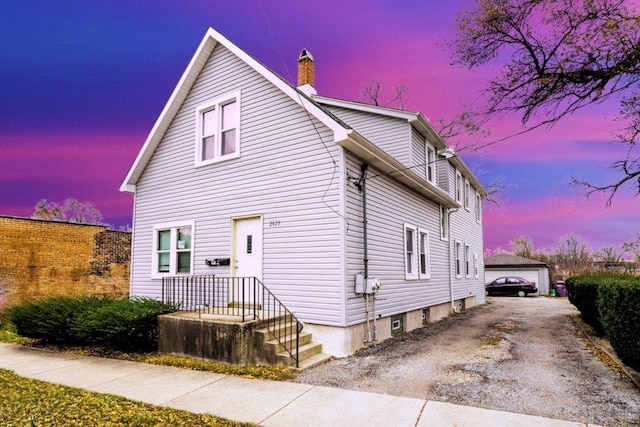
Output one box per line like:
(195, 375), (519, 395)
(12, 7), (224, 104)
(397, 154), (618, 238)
(161, 276), (303, 366)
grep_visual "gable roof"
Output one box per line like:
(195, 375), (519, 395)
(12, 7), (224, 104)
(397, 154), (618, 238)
(313, 95), (488, 198)
(485, 254), (549, 268)
(120, 27), (350, 193)
(119, 27), (460, 208)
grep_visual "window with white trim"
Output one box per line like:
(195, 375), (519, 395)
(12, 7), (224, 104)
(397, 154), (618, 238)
(440, 205), (449, 240)
(475, 193), (482, 223)
(464, 180), (471, 210)
(426, 145), (437, 184)
(404, 224), (418, 279)
(196, 91), (240, 166)
(455, 241), (462, 277)
(419, 230), (431, 279)
(152, 222), (194, 277)
(473, 253), (479, 278)
(465, 244), (471, 277)
(455, 171), (463, 203)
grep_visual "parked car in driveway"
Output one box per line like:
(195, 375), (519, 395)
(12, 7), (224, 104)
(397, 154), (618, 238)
(486, 276), (537, 297)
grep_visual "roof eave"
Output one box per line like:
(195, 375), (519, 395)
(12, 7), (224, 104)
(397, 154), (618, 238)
(339, 130), (458, 208)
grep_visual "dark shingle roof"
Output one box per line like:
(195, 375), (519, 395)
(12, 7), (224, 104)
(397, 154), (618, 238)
(484, 254), (548, 268)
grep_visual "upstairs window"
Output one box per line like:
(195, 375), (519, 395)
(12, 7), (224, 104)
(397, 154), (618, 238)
(426, 146), (437, 184)
(455, 171), (463, 203)
(440, 205), (449, 241)
(196, 92), (240, 166)
(152, 222), (194, 277)
(475, 193), (482, 223)
(464, 180), (471, 210)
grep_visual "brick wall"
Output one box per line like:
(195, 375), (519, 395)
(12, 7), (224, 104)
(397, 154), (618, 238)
(0, 216), (131, 308)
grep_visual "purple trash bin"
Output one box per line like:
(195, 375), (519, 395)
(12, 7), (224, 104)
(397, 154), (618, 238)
(552, 281), (567, 297)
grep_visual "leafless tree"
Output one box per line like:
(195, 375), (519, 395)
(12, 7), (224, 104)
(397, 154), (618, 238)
(451, 0), (640, 202)
(554, 234), (593, 276)
(32, 198), (104, 225)
(509, 236), (534, 258)
(360, 80), (408, 110)
(593, 246), (624, 263)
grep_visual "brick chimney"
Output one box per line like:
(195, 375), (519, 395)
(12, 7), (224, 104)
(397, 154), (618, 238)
(297, 49), (317, 96)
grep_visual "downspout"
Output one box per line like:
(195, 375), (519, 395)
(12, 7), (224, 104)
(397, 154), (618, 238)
(357, 163), (372, 343)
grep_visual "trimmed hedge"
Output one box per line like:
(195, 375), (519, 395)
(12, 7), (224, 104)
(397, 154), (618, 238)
(597, 279), (640, 371)
(565, 276), (604, 335)
(4, 296), (166, 352)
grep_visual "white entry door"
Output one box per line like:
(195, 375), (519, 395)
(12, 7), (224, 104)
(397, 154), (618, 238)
(234, 217), (263, 281)
(233, 217), (263, 306)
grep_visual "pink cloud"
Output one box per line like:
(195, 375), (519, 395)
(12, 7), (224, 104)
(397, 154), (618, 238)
(483, 192), (639, 252)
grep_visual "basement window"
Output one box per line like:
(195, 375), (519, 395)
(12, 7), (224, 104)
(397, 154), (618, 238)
(391, 313), (405, 336)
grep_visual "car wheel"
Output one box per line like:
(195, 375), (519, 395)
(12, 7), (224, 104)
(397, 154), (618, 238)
(517, 290), (526, 298)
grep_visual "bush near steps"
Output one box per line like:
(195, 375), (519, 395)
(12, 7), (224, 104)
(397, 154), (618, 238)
(3, 296), (167, 352)
(566, 274), (640, 371)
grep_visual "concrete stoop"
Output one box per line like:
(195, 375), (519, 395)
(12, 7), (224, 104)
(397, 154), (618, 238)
(256, 322), (332, 370)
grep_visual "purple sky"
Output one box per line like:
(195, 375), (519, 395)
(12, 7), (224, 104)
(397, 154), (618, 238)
(1, 1), (637, 253)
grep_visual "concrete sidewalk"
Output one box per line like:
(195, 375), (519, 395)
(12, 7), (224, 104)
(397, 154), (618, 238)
(0, 343), (598, 426)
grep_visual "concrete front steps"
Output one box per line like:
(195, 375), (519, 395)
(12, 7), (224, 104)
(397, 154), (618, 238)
(256, 321), (332, 370)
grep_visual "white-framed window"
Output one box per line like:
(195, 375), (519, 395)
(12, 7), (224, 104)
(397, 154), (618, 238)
(440, 205), (449, 241)
(404, 224), (418, 280)
(195, 91), (241, 166)
(455, 241), (462, 278)
(473, 253), (479, 278)
(426, 145), (437, 184)
(455, 171), (463, 203)
(464, 180), (471, 210)
(419, 230), (431, 279)
(152, 221), (195, 278)
(465, 244), (471, 277)
(475, 193), (482, 223)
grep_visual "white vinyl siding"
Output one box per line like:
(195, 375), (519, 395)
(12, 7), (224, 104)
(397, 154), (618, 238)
(325, 106), (411, 165)
(449, 180), (485, 304)
(345, 153), (453, 324)
(130, 44), (344, 325)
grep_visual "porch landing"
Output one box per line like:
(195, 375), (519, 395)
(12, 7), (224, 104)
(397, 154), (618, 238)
(158, 311), (332, 370)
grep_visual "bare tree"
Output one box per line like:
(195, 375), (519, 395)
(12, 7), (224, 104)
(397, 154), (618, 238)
(32, 198), (103, 225)
(622, 234), (640, 261)
(554, 234), (593, 277)
(509, 236), (533, 258)
(451, 0), (640, 202)
(360, 80), (408, 110)
(593, 246), (624, 263)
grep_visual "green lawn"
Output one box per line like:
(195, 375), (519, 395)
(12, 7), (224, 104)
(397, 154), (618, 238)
(0, 369), (255, 427)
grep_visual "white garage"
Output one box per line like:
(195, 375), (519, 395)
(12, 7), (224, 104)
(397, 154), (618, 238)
(484, 254), (550, 296)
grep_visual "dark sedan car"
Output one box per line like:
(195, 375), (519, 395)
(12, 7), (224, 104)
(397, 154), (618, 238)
(486, 276), (537, 297)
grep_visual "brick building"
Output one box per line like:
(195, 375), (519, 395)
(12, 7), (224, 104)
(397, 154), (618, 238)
(0, 216), (131, 308)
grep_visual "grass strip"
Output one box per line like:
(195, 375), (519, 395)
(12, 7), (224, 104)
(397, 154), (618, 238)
(0, 368), (254, 427)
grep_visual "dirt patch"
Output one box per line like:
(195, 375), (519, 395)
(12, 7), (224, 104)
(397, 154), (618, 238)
(294, 297), (640, 426)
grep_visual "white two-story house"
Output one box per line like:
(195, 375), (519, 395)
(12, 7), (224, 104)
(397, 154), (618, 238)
(121, 27), (487, 358)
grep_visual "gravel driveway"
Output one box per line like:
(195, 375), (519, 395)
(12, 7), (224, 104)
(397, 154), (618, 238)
(294, 297), (640, 426)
